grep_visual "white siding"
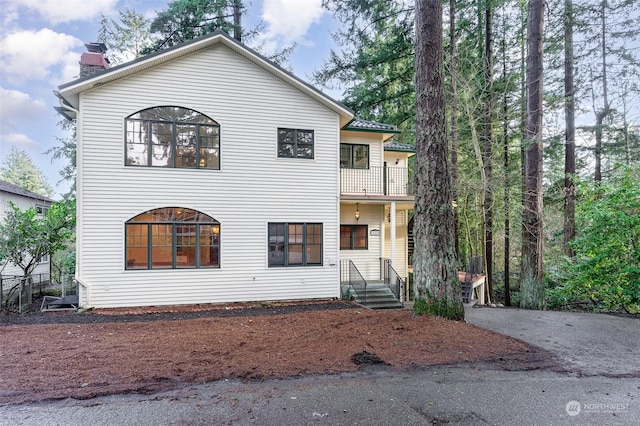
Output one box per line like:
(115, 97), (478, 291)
(384, 210), (409, 279)
(76, 45), (340, 308)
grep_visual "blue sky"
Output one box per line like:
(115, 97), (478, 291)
(0, 0), (342, 198)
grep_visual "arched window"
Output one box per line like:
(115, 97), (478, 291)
(125, 106), (220, 169)
(125, 207), (220, 270)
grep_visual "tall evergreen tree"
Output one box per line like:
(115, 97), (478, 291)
(413, 0), (463, 320)
(0, 147), (53, 197)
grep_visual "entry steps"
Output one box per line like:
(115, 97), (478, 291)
(345, 281), (403, 309)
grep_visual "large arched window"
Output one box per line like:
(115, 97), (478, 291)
(125, 207), (220, 270)
(125, 106), (220, 169)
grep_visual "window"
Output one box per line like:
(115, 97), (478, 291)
(125, 106), (220, 169)
(340, 144), (369, 169)
(340, 225), (368, 250)
(125, 207), (220, 270)
(268, 223), (322, 267)
(277, 128), (314, 159)
(38, 254), (50, 263)
(36, 205), (49, 215)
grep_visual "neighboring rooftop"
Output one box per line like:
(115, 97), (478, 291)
(384, 141), (416, 153)
(343, 118), (401, 134)
(0, 180), (54, 203)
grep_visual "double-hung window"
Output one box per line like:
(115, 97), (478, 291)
(340, 143), (369, 169)
(125, 106), (220, 169)
(125, 207), (220, 270)
(277, 128), (314, 159)
(340, 225), (368, 250)
(268, 223), (322, 267)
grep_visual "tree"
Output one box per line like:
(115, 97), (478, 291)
(46, 119), (77, 199)
(98, 8), (156, 65)
(0, 147), (53, 197)
(413, 0), (463, 320)
(0, 199), (75, 308)
(563, 0), (576, 257)
(520, 0), (545, 309)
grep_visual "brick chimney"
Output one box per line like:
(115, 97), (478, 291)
(79, 42), (110, 78)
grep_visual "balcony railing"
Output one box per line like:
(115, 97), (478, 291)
(340, 165), (414, 196)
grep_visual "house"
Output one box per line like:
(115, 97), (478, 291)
(0, 180), (54, 277)
(55, 32), (414, 309)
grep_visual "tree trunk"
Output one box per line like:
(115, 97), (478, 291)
(521, 0), (545, 310)
(483, 1), (494, 301)
(501, 16), (511, 306)
(563, 0), (576, 257)
(413, 0), (463, 320)
(450, 0), (459, 262)
(594, 1), (610, 183)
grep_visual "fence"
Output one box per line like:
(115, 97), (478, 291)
(1, 273), (76, 313)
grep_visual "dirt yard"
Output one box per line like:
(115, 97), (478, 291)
(0, 301), (553, 405)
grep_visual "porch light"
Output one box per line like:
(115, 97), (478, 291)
(355, 204), (360, 222)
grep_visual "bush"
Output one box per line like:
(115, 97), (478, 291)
(560, 167), (640, 313)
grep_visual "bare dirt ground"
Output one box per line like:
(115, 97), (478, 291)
(0, 300), (555, 405)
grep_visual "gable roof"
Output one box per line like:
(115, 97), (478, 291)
(0, 180), (54, 203)
(55, 31), (355, 126)
(342, 117), (401, 142)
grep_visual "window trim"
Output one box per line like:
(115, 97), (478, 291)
(268, 222), (323, 267)
(125, 207), (220, 270)
(340, 224), (368, 250)
(340, 143), (370, 169)
(277, 128), (315, 159)
(125, 106), (220, 169)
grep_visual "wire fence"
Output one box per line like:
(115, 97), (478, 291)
(0, 273), (76, 313)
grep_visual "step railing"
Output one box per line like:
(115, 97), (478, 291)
(345, 260), (367, 304)
(381, 258), (404, 302)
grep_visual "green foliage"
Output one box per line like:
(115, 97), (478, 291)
(0, 147), (53, 197)
(413, 289), (464, 321)
(0, 199), (76, 278)
(147, 0), (245, 52)
(46, 119), (76, 199)
(98, 8), (156, 65)
(560, 167), (640, 313)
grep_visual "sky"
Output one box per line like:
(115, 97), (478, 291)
(0, 0), (342, 199)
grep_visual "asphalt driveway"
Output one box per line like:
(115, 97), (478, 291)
(464, 306), (640, 376)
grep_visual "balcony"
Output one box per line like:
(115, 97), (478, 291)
(340, 165), (414, 197)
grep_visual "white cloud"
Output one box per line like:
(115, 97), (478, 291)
(9, 0), (118, 24)
(261, 0), (325, 45)
(0, 28), (83, 82)
(0, 87), (46, 133)
(0, 133), (39, 149)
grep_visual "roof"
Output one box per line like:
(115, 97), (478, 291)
(0, 180), (54, 203)
(384, 141), (415, 153)
(56, 31), (355, 126)
(343, 118), (401, 134)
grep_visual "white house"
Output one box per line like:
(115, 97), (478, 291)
(0, 180), (53, 277)
(55, 32), (414, 309)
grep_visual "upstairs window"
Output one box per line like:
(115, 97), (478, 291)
(125, 106), (220, 169)
(125, 207), (220, 270)
(340, 144), (369, 169)
(277, 128), (314, 159)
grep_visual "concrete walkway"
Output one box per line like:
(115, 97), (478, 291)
(2, 308), (639, 425)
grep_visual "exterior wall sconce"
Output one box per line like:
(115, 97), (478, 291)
(355, 204), (360, 221)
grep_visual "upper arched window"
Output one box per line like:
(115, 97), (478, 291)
(125, 207), (220, 270)
(125, 106), (220, 169)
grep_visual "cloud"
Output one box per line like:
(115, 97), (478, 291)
(0, 28), (83, 83)
(0, 133), (39, 149)
(0, 87), (46, 134)
(8, 0), (118, 24)
(261, 0), (325, 45)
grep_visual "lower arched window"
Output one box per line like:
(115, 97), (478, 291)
(125, 207), (220, 270)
